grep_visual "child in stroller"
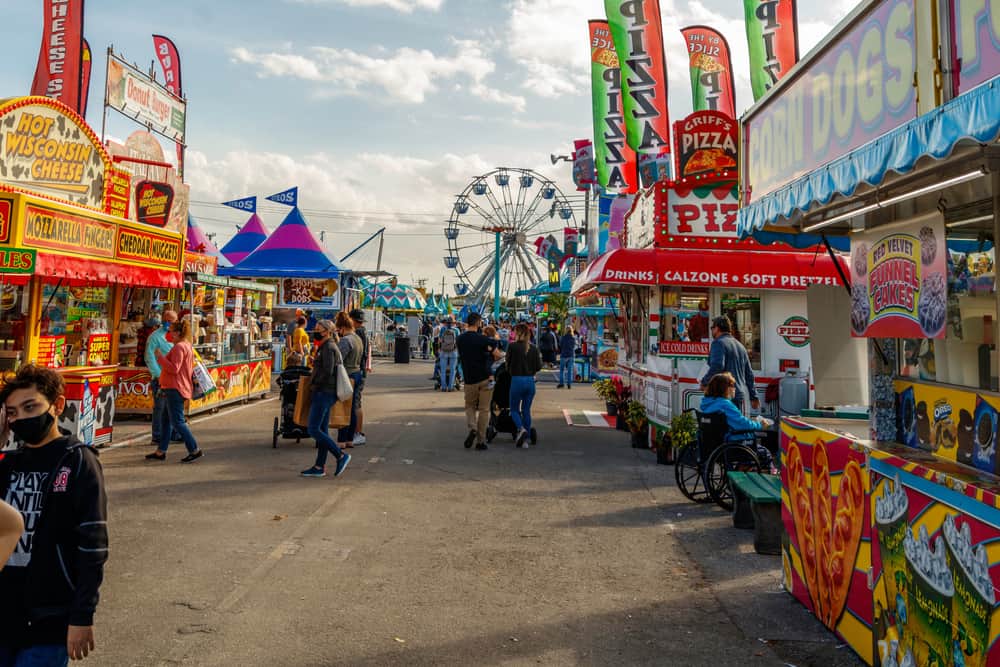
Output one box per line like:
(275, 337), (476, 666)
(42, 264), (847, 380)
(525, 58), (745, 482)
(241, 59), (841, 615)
(272, 365), (312, 448)
(485, 361), (536, 444)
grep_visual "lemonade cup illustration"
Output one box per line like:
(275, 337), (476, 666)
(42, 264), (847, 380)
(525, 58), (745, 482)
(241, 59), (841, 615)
(904, 524), (954, 667)
(943, 514), (995, 667)
(876, 475), (909, 615)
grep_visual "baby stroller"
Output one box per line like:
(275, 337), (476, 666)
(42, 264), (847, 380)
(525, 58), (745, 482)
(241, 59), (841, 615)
(485, 362), (536, 444)
(272, 365), (312, 448)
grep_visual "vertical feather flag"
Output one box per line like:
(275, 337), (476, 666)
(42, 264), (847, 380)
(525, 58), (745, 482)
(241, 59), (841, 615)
(603, 0), (671, 159)
(31, 0), (85, 113)
(680, 26), (736, 119)
(80, 39), (92, 116)
(589, 20), (638, 194)
(152, 35), (184, 173)
(743, 0), (799, 101)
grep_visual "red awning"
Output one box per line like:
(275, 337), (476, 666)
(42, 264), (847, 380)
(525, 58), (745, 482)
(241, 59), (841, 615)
(34, 254), (182, 288)
(572, 247), (847, 294)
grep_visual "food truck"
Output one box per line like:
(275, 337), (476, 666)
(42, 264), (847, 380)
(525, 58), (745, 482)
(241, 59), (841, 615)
(736, 0), (1000, 663)
(0, 96), (185, 445)
(572, 111), (847, 445)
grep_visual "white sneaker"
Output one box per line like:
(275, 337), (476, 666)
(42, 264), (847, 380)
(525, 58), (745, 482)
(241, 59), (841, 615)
(516, 429), (528, 448)
(353, 433), (366, 445)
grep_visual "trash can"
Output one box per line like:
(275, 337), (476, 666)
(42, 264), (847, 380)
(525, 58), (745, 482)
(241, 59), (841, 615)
(272, 341), (285, 374)
(394, 336), (411, 363)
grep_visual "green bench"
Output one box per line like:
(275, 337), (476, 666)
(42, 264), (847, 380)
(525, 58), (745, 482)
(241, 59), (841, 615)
(727, 472), (782, 555)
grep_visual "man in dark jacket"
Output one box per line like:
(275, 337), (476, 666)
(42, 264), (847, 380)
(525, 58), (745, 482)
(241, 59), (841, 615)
(349, 309), (370, 446)
(700, 315), (759, 414)
(300, 320), (351, 479)
(0, 364), (108, 664)
(538, 322), (558, 368)
(456, 313), (499, 450)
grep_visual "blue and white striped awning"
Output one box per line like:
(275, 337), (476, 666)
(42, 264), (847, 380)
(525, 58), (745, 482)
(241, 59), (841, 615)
(738, 79), (1000, 237)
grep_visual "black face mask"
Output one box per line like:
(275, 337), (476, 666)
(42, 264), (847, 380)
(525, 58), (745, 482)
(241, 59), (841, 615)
(11, 411), (55, 445)
(313, 331), (325, 342)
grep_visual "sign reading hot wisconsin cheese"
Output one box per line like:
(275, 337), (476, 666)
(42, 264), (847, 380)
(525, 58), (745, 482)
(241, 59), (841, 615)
(0, 97), (109, 210)
(743, 0), (916, 202)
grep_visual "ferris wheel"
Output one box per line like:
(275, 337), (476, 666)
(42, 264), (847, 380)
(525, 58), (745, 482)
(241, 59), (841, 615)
(444, 167), (577, 310)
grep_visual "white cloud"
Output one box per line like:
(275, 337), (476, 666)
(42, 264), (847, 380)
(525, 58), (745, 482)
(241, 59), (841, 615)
(185, 147), (576, 290)
(288, 0), (444, 12)
(231, 40), (522, 110)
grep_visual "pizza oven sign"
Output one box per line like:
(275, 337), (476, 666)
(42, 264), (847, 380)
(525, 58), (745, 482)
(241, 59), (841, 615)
(777, 316), (810, 347)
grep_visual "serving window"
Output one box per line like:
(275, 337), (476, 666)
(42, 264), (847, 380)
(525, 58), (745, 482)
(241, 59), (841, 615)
(721, 292), (762, 370)
(898, 243), (998, 390)
(39, 280), (112, 367)
(660, 287), (710, 343)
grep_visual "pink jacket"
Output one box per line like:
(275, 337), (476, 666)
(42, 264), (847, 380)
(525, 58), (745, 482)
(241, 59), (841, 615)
(158, 340), (194, 399)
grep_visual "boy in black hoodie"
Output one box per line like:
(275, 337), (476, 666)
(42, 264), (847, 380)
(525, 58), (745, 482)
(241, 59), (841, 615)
(0, 365), (108, 665)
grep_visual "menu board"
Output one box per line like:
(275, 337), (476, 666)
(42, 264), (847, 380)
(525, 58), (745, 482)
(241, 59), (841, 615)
(37, 335), (65, 368)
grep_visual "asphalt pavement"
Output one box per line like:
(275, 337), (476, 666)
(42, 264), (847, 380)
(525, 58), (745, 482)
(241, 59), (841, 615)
(87, 360), (863, 666)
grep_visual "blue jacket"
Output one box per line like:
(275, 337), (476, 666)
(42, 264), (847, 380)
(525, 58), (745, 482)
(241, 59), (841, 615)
(699, 395), (763, 441)
(144, 327), (173, 380)
(700, 333), (757, 407)
(559, 334), (576, 357)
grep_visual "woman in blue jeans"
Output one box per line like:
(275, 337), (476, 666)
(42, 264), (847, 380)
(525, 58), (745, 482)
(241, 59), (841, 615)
(506, 323), (543, 448)
(146, 319), (203, 463)
(300, 320), (351, 478)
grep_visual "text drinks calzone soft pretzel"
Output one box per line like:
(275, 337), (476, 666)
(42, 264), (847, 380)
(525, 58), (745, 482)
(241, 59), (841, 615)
(785, 438), (866, 629)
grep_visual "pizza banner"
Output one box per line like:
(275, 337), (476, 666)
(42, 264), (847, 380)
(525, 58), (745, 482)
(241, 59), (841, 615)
(673, 111), (738, 179)
(589, 20), (638, 194)
(849, 213), (946, 339)
(604, 0), (672, 158)
(743, 0), (799, 101)
(681, 26), (736, 119)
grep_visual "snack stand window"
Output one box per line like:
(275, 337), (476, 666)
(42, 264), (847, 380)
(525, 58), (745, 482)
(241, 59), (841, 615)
(0, 283), (30, 370)
(659, 287), (710, 343)
(898, 242), (997, 390)
(115, 273), (275, 417)
(39, 281), (113, 367)
(721, 292), (762, 370)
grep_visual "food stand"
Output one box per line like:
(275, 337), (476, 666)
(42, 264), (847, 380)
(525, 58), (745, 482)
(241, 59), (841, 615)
(114, 269), (275, 416)
(736, 0), (1000, 663)
(572, 125), (847, 446)
(0, 96), (185, 445)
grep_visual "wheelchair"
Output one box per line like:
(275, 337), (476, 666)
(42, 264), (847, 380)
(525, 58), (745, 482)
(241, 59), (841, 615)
(674, 409), (774, 511)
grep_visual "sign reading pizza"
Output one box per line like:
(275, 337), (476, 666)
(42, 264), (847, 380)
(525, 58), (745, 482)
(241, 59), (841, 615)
(777, 316), (810, 347)
(673, 111), (738, 179)
(134, 181), (174, 227)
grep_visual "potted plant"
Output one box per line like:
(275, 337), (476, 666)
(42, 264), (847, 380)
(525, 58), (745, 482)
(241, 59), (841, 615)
(592, 378), (619, 415)
(660, 410), (697, 465)
(611, 375), (631, 429)
(623, 399), (649, 448)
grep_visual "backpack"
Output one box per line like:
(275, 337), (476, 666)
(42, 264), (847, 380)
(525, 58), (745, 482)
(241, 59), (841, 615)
(440, 328), (457, 352)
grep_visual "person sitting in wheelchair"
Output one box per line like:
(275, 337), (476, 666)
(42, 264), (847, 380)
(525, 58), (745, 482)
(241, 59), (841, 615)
(700, 372), (773, 442)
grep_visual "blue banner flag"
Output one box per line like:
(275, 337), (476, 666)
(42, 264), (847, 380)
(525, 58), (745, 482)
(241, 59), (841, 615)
(266, 187), (298, 207)
(221, 196), (257, 213)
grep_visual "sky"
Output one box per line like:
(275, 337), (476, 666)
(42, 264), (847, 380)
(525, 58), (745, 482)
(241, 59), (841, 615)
(0, 0), (857, 297)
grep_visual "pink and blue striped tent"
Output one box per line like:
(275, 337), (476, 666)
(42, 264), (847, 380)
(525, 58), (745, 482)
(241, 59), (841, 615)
(219, 213), (270, 265)
(219, 207), (340, 278)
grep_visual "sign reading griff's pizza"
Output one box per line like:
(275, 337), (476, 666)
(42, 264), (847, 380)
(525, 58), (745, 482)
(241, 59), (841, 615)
(673, 111), (738, 178)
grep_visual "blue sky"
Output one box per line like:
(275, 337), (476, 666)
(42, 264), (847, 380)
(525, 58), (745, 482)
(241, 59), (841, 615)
(0, 0), (854, 293)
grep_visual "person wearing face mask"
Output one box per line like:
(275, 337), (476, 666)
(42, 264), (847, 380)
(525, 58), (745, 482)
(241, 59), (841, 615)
(0, 364), (109, 664)
(300, 320), (351, 478)
(146, 319), (203, 463)
(699, 372), (772, 441)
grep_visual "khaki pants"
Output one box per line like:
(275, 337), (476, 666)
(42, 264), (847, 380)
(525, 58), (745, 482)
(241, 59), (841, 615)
(464, 379), (493, 443)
